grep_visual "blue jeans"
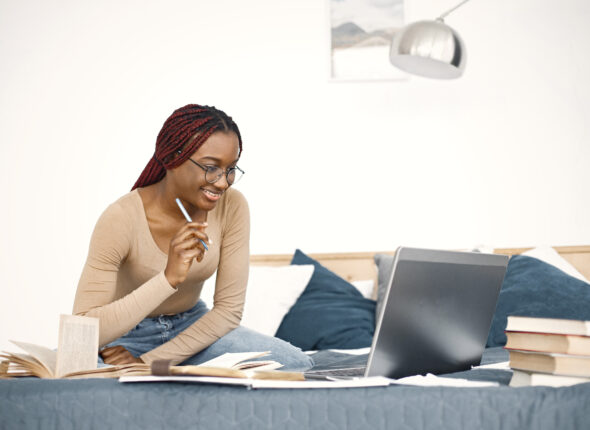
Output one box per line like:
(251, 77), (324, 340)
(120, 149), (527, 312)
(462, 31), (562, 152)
(101, 300), (314, 371)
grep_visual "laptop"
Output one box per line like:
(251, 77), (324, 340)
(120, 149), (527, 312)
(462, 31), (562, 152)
(304, 247), (509, 380)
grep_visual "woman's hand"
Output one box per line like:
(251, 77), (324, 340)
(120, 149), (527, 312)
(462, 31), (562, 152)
(100, 345), (144, 365)
(164, 222), (210, 287)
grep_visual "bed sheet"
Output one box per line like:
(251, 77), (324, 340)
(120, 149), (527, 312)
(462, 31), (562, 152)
(1, 348), (589, 430)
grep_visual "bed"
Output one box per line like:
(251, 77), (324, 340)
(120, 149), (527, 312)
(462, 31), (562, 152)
(1, 245), (590, 429)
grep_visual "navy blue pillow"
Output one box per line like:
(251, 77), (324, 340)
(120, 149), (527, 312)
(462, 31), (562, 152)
(486, 255), (590, 347)
(275, 249), (376, 350)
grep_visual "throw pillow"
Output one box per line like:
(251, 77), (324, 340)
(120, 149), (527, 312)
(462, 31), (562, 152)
(486, 255), (590, 347)
(275, 249), (376, 350)
(351, 279), (375, 299)
(521, 246), (589, 283)
(471, 245), (588, 282)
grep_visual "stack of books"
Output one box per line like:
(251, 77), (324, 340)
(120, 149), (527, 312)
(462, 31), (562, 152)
(505, 316), (590, 387)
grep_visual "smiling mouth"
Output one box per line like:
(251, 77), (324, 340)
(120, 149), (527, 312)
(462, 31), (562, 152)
(202, 188), (223, 200)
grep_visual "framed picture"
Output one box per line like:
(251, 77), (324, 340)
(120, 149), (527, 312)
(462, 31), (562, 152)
(329, 0), (406, 81)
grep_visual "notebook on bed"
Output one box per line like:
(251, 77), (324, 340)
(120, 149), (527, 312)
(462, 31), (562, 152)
(304, 247), (509, 380)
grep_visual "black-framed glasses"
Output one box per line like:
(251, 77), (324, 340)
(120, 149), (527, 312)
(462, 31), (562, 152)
(188, 158), (245, 185)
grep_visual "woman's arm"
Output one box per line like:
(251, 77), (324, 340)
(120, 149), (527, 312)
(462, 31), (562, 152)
(140, 189), (250, 365)
(73, 202), (177, 347)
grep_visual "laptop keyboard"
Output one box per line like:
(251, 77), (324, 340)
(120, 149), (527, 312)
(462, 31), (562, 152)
(304, 366), (367, 378)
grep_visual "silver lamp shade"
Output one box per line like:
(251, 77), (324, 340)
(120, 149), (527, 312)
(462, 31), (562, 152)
(390, 19), (466, 79)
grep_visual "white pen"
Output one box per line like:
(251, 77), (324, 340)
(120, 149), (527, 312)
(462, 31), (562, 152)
(175, 198), (209, 251)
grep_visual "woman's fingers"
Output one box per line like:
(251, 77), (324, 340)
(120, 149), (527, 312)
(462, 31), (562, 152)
(100, 345), (124, 358)
(100, 346), (126, 363)
(181, 246), (206, 263)
(100, 345), (139, 365)
(172, 232), (210, 253)
(174, 223), (210, 244)
(174, 236), (207, 263)
(171, 224), (210, 263)
(164, 221), (210, 287)
(175, 236), (208, 252)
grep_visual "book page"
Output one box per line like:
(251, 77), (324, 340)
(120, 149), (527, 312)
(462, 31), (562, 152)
(65, 363), (151, 379)
(0, 351), (52, 378)
(55, 314), (99, 378)
(10, 340), (57, 377)
(199, 351), (271, 369)
(237, 360), (283, 371)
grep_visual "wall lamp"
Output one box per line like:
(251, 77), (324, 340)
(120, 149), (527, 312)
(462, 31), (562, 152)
(389, 0), (474, 79)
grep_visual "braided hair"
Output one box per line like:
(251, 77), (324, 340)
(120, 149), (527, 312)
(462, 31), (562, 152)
(132, 104), (242, 190)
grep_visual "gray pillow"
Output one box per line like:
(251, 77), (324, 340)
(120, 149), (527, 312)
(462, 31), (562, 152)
(373, 253), (395, 319)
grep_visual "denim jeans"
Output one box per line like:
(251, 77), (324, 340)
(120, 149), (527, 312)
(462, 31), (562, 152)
(100, 300), (314, 371)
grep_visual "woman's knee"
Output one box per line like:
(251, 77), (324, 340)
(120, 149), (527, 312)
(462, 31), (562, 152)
(278, 345), (314, 371)
(182, 326), (314, 371)
(243, 330), (314, 371)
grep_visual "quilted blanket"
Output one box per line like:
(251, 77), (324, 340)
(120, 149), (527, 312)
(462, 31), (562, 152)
(1, 348), (590, 430)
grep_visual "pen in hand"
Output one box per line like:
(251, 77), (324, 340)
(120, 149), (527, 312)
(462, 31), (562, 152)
(175, 198), (209, 251)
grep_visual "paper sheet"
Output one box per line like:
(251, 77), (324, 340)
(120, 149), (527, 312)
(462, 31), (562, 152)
(327, 347), (371, 356)
(472, 361), (510, 370)
(119, 375), (392, 389)
(393, 374), (499, 387)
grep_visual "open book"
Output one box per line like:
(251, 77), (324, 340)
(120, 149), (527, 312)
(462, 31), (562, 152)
(0, 340), (150, 379)
(0, 344), (295, 380)
(0, 315), (297, 380)
(152, 351), (304, 381)
(200, 351), (282, 371)
(0, 314), (151, 379)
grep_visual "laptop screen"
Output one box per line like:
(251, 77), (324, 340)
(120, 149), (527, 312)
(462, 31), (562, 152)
(366, 247), (508, 379)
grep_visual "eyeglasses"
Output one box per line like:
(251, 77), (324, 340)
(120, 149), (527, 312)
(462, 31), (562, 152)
(188, 158), (245, 185)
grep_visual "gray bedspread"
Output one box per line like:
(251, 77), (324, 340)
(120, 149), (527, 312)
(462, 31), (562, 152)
(1, 348), (589, 430)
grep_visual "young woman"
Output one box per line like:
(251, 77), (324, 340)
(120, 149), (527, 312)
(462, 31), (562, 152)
(73, 104), (313, 370)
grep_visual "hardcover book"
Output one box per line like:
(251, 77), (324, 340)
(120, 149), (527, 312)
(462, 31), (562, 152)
(505, 331), (590, 355)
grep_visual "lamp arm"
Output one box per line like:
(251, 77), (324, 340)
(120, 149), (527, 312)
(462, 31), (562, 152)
(437, 0), (474, 20)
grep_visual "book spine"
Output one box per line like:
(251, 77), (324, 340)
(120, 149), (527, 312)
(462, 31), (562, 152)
(510, 369), (590, 387)
(505, 316), (590, 336)
(504, 331), (590, 355)
(509, 350), (590, 377)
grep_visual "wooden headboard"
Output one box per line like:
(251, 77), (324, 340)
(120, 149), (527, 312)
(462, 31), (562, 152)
(493, 245), (590, 281)
(251, 245), (590, 285)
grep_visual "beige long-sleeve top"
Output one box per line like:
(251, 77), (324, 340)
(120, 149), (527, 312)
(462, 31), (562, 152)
(73, 188), (250, 365)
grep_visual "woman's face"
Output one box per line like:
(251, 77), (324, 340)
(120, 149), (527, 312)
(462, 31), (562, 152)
(173, 131), (240, 212)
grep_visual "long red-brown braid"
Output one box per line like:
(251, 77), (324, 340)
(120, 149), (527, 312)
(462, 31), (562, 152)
(132, 104), (242, 190)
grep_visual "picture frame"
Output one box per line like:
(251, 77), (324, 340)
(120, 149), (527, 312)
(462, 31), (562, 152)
(329, 0), (407, 82)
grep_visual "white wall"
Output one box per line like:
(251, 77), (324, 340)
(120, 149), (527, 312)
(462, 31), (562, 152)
(1, 0), (589, 352)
